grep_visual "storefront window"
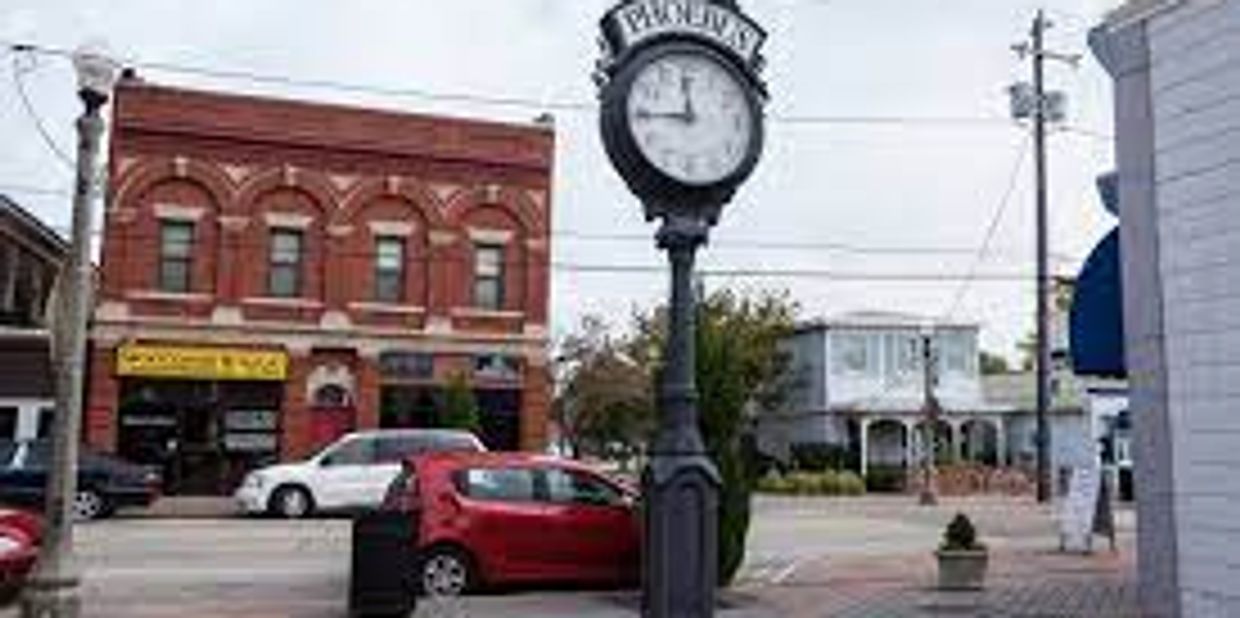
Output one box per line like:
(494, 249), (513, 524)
(473, 244), (504, 310)
(0, 407), (16, 440)
(474, 355), (520, 381)
(268, 229), (303, 298)
(37, 408), (53, 439)
(379, 352), (434, 381)
(158, 221), (194, 293)
(374, 236), (404, 303)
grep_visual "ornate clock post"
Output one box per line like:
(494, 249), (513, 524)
(595, 2), (768, 615)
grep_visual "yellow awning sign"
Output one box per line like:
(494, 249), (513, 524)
(116, 344), (288, 381)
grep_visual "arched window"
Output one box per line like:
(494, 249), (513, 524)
(313, 384), (351, 408)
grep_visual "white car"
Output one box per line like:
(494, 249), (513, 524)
(234, 429), (486, 518)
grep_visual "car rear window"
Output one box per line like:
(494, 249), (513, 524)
(456, 468), (536, 502)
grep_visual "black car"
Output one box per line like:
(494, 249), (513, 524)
(0, 440), (161, 521)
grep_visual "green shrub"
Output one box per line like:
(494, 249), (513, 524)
(790, 443), (856, 471)
(836, 471), (866, 496)
(941, 512), (985, 551)
(755, 470), (868, 497)
(865, 465), (906, 493)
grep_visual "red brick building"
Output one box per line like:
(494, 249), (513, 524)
(87, 79), (553, 494)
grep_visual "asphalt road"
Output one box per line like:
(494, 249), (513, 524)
(0, 495), (1130, 617)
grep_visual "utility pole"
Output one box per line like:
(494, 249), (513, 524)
(1010, 11), (1078, 504)
(22, 47), (117, 618)
(1032, 9), (1052, 506)
(918, 329), (940, 506)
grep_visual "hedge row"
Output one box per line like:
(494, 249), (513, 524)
(756, 470), (866, 496)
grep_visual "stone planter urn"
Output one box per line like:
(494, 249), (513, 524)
(935, 548), (988, 590)
(936, 513), (988, 591)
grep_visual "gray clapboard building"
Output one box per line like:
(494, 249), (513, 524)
(1092, 1), (1240, 614)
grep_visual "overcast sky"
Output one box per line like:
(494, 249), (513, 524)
(0, 0), (1124, 360)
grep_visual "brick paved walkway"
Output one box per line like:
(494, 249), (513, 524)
(749, 543), (1140, 617)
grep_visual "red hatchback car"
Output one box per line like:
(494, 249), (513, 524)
(384, 452), (641, 596)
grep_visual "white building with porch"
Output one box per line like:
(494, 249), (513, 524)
(758, 312), (1013, 475)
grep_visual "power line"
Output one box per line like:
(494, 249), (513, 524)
(942, 135), (1031, 319)
(10, 53), (74, 171)
(0, 40), (1111, 134)
(0, 211), (1083, 264)
(36, 229), (1063, 282)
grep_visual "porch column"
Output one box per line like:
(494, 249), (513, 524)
(949, 419), (964, 463)
(859, 417), (871, 477)
(995, 416), (1008, 467)
(903, 418), (916, 468)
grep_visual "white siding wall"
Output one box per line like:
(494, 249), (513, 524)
(824, 327), (983, 409)
(1149, 0), (1240, 609)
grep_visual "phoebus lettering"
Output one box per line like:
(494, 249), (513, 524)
(614, 0), (764, 65)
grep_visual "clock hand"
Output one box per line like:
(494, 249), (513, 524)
(680, 73), (697, 123)
(634, 108), (692, 122)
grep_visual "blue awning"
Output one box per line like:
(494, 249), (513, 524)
(1070, 229), (1125, 377)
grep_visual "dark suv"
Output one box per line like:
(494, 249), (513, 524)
(0, 440), (161, 521)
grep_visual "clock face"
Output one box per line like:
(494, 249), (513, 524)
(626, 51), (754, 186)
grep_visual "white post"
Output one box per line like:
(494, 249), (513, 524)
(859, 418), (870, 478)
(950, 420), (964, 463)
(903, 419), (915, 468)
(995, 417), (1008, 467)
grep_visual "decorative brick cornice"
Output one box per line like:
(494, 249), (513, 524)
(263, 212), (313, 229)
(112, 82), (555, 172)
(218, 215), (250, 232)
(367, 220), (416, 237)
(154, 203), (206, 222)
(429, 230), (457, 247)
(467, 228), (515, 245)
(327, 225), (355, 238)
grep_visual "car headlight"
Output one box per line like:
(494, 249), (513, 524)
(244, 473), (266, 490)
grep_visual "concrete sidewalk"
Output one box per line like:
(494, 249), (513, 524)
(118, 496), (239, 519)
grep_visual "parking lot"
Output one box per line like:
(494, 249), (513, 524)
(0, 495), (1137, 617)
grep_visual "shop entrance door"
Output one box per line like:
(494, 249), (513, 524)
(118, 406), (179, 489)
(311, 406), (355, 452)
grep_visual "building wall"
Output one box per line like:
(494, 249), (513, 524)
(0, 197), (64, 329)
(1094, 1), (1240, 614)
(1148, 2), (1240, 613)
(1004, 412), (1092, 474)
(88, 81), (554, 463)
(822, 326), (982, 408)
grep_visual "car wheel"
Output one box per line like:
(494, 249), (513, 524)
(419, 546), (476, 597)
(73, 489), (106, 522)
(269, 486), (313, 519)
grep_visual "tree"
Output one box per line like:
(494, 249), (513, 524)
(1014, 330), (1034, 372)
(439, 372), (481, 434)
(630, 289), (797, 585)
(553, 316), (654, 462)
(979, 351), (1010, 375)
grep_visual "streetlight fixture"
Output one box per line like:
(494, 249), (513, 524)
(22, 43), (118, 618)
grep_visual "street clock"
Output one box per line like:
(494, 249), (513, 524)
(596, 0), (768, 219)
